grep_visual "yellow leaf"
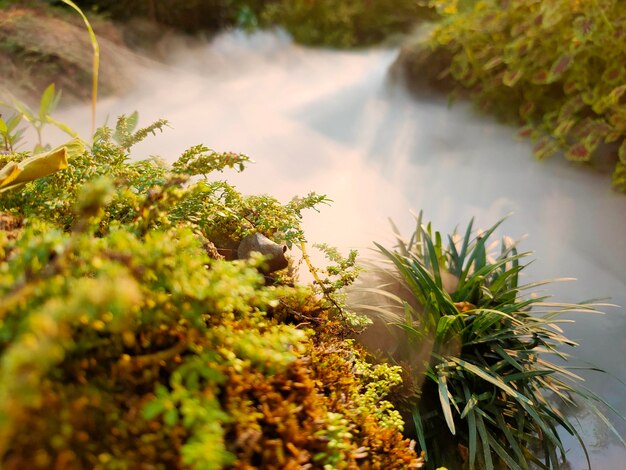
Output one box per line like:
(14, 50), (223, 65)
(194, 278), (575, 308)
(0, 163), (20, 189)
(0, 138), (84, 193)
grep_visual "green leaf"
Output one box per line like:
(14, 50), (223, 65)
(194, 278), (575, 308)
(46, 115), (81, 139)
(450, 357), (532, 405)
(6, 114), (22, 132)
(39, 84), (57, 122)
(486, 432), (523, 470)
(619, 139), (626, 164)
(412, 407), (429, 460)
(0, 117), (7, 135)
(421, 225), (443, 288)
(13, 100), (36, 124)
(533, 136), (560, 160)
(547, 54), (573, 82)
(455, 217), (474, 278)
(565, 142), (591, 161)
(462, 386), (477, 469)
(573, 16), (595, 42)
(503, 68), (524, 87)
(438, 372), (456, 435)
(127, 111), (139, 132)
(436, 314), (462, 343)
(475, 412), (494, 470)
(143, 400), (164, 420)
(164, 407), (179, 426)
(495, 413), (528, 469)
(483, 56), (503, 71)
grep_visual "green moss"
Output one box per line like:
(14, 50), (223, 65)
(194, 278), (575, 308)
(0, 116), (421, 468)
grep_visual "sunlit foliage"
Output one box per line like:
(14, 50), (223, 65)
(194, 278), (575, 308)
(416, 0), (626, 190)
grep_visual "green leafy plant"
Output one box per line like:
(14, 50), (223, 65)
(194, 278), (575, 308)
(364, 214), (624, 469)
(4, 83), (79, 153)
(0, 112), (423, 468)
(0, 113), (24, 153)
(68, 0), (430, 48)
(410, 0), (626, 190)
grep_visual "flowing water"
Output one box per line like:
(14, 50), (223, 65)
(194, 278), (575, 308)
(54, 30), (626, 468)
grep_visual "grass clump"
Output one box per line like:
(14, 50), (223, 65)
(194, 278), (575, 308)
(357, 214), (624, 469)
(401, 0), (626, 191)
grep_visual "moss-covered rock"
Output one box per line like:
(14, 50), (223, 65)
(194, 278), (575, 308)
(0, 116), (422, 468)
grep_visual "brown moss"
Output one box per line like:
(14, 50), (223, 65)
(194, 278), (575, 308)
(0, 212), (22, 237)
(220, 331), (421, 469)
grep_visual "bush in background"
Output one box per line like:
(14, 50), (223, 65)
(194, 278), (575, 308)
(261, 0), (429, 48)
(58, 0), (430, 47)
(401, 0), (626, 191)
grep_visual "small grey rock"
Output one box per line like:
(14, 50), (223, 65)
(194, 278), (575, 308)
(237, 233), (288, 274)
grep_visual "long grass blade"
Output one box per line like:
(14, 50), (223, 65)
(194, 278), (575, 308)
(495, 413), (528, 469)
(475, 412), (494, 470)
(463, 385), (478, 469)
(60, 0), (99, 135)
(486, 432), (523, 470)
(421, 225), (443, 288)
(412, 407), (429, 461)
(455, 217), (474, 278)
(450, 358), (532, 405)
(438, 372), (456, 435)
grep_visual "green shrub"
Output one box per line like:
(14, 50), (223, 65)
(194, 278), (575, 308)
(410, 0), (626, 191)
(261, 0), (427, 48)
(362, 214), (624, 469)
(0, 116), (422, 468)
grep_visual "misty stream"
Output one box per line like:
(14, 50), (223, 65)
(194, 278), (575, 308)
(53, 30), (626, 468)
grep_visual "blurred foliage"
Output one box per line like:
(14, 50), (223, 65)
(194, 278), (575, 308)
(58, 0), (432, 47)
(0, 114), (424, 468)
(413, 0), (626, 191)
(261, 0), (428, 48)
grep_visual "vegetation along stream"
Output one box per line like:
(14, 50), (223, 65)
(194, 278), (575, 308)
(2, 1), (626, 468)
